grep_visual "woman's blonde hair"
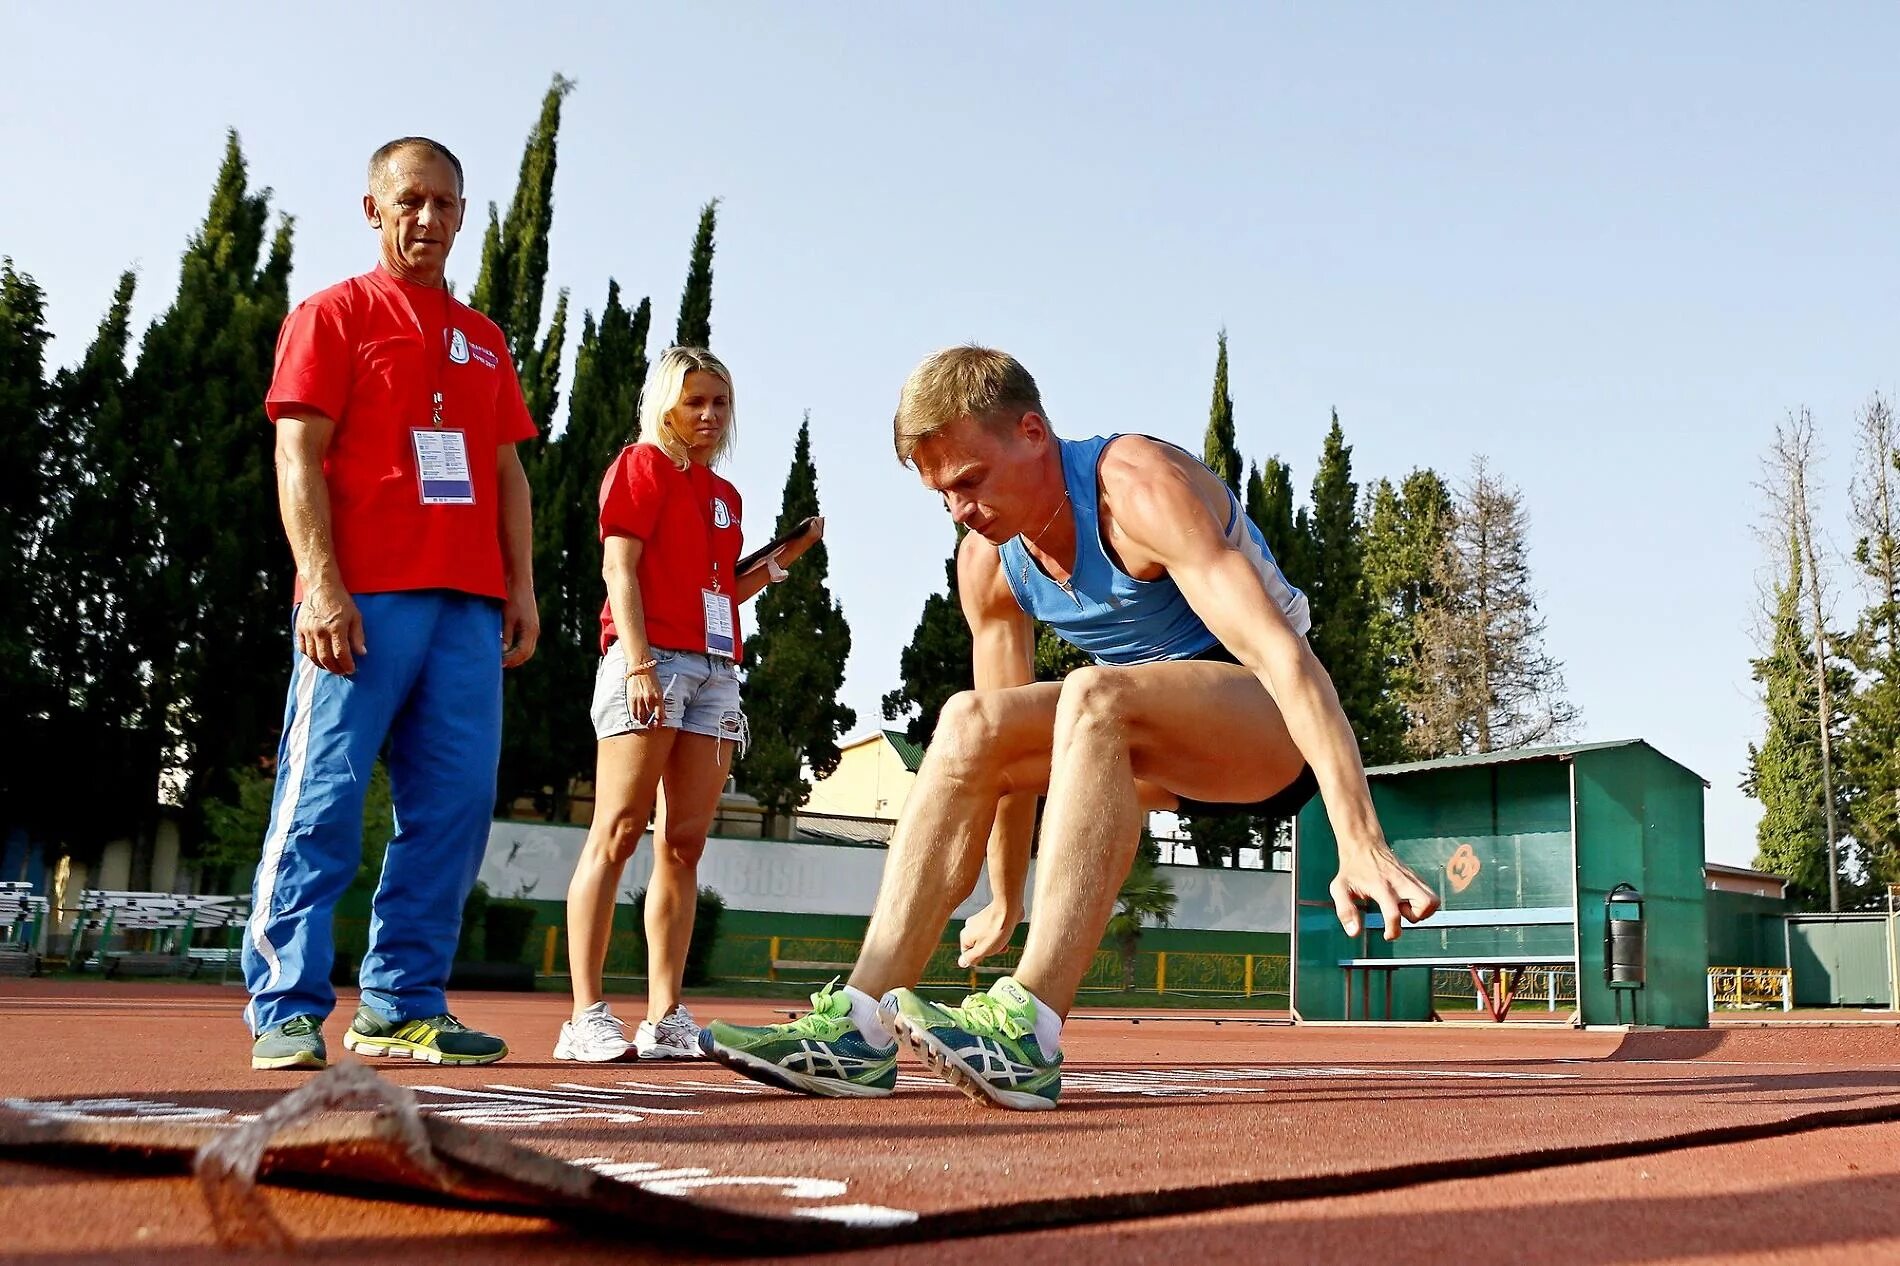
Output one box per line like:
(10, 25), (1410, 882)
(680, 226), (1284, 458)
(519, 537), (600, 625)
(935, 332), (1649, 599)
(638, 346), (736, 469)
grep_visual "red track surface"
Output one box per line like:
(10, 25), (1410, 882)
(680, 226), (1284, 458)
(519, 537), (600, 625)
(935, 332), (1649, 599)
(3, 980), (1898, 1264)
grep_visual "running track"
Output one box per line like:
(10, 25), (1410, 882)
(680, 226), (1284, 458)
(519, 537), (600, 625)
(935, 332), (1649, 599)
(2, 981), (1897, 1264)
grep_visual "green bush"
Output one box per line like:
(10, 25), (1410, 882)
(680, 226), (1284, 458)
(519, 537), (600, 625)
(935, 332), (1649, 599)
(458, 882), (490, 962)
(629, 886), (727, 986)
(484, 900), (539, 965)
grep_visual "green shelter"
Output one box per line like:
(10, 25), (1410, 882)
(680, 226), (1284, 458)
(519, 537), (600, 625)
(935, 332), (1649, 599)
(1292, 740), (1710, 1028)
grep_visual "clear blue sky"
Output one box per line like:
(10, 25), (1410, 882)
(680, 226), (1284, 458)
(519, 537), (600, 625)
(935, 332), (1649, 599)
(6, 5), (1897, 867)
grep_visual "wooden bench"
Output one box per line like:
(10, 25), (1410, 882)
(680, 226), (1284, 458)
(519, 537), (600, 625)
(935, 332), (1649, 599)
(1341, 906), (1576, 1022)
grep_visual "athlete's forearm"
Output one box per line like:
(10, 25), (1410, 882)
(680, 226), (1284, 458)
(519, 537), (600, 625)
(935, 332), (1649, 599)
(985, 791), (1038, 912)
(1182, 552), (1385, 852)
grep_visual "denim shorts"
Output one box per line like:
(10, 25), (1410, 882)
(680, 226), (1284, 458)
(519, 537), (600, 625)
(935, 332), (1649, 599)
(592, 643), (748, 751)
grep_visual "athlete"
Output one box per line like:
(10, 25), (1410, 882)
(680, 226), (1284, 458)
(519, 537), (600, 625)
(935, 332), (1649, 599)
(701, 345), (1438, 1108)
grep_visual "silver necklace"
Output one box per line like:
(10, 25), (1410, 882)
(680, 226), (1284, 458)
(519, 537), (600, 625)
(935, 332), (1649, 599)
(1019, 489), (1082, 606)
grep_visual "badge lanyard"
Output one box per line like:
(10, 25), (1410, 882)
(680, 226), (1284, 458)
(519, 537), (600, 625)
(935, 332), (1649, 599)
(410, 286), (475, 505)
(693, 466), (736, 657)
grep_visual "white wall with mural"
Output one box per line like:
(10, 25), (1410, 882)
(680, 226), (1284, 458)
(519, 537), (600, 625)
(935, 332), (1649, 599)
(478, 821), (1290, 934)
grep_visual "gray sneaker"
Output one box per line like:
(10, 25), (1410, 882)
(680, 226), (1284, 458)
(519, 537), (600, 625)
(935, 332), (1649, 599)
(252, 1014), (327, 1070)
(635, 1004), (701, 1059)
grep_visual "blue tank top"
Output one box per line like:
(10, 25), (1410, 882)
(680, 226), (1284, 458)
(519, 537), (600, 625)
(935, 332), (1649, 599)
(997, 434), (1310, 666)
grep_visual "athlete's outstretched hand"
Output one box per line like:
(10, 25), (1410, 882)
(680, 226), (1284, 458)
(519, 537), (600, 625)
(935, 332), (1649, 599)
(1331, 845), (1440, 941)
(957, 898), (1020, 968)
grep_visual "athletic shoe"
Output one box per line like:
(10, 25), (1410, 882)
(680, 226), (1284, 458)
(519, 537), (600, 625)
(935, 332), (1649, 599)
(554, 1001), (630, 1062)
(251, 1014), (327, 1070)
(634, 1004), (701, 1060)
(885, 976), (1062, 1110)
(342, 1005), (508, 1066)
(698, 982), (896, 1097)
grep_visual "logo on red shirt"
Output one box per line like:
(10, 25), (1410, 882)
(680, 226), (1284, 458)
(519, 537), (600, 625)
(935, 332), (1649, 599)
(711, 497), (732, 529)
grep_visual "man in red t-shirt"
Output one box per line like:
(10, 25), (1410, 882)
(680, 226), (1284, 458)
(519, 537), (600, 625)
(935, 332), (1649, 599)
(243, 136), (538, 1072)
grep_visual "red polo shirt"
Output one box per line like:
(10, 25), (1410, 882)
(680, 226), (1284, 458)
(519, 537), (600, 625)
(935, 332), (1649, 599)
(598, 443), (745, 660)
(265, 265), (536, 600)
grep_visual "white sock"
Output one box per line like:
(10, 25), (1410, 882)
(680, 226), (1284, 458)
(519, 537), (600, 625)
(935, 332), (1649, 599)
(994, 976), (1063, 1057)
(841, 984), (894, 1047)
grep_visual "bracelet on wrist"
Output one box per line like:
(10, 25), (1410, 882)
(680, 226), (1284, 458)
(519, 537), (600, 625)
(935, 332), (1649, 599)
(624, 657), (658, 678)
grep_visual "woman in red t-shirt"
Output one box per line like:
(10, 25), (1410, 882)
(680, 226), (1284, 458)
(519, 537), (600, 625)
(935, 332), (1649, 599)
(557, 347), (823, 1063)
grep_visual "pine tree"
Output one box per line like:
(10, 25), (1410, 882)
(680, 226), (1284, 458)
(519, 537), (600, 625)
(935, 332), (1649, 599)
(1410, 458), (1578, 755)
(1745, 532), (1850, 906)
(468, 74), (575, 429)
(1304, 412), (1403, 762)
(674, 199), (719, 348)
(882, 531), (973, 746)
(1202, 330), (1241, 496)
(128, 133), (295, 853)
(1841, 393), (1900, 892)
(735, 414), (856, 835)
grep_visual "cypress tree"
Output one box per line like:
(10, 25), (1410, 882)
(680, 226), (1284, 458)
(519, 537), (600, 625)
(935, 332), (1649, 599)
(468, 73), (575, 431)
(1202, 330), (1241, 496)
(674, 199), (719, 348)
(31, 273), (155, 851)
(497, 281), (649, 817)
(1362, 468), (1453, 757)
(128, 133), (295, 853)
(1247, 456), (1306, 584)
(1305, 412), (1403, 762)
(0, 260), (56, 825)
(736, 413), (856, 835)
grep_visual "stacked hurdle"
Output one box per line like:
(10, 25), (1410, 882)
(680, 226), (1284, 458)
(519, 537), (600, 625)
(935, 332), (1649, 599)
(1706, 965), (1793, 1012)
(67, 891), (250, 981)
(0, 882), (48, 976)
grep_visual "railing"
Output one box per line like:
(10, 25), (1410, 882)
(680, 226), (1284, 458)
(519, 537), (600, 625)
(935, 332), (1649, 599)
(1707, 965), (1793, 1012)
(1432, 965), (1577, 1011)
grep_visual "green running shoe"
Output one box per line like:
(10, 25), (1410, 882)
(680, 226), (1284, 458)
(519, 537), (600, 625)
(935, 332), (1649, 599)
(886, 976), (1062, 1111)
(251, 1014), (327, 1071)
(341, 1006), (508, 1065)
(698, 981), (896, 1098)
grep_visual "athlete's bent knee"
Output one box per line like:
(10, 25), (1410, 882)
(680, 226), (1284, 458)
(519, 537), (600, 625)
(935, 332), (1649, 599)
(930, 690), (1004, 772)
(1057, 666), (1134, 730)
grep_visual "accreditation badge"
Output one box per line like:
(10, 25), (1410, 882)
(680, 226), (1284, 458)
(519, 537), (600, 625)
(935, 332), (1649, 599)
(702, 589), (736, 658)
(411, 428), (476, 505)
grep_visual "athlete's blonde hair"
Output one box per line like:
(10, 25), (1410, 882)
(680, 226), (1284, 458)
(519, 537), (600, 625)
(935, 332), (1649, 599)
(639, 346), (736, 469)
(892, 345), (1046, 465)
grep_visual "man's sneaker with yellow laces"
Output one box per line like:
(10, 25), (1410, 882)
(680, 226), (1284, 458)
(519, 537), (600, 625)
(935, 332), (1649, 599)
(885, 976), (1062, 1110)
(698, 982), (896, 1097)
(342, 1005), (508, 1065)
(251, 1014), (327, 1070)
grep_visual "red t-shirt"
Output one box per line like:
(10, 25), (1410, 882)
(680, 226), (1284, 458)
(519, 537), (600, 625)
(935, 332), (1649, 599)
(597, 444), (745, 660)
(266, 265), (537, 600)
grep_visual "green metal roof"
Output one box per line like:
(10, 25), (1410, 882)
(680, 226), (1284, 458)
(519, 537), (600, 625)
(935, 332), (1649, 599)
(882, 729), (927, 773)
(1365, 739), (1708, 787)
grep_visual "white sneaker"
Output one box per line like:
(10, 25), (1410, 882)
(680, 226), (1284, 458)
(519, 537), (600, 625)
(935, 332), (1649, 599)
(634, 1004), (701, 1060)
(554, 1002), (630, 1062)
